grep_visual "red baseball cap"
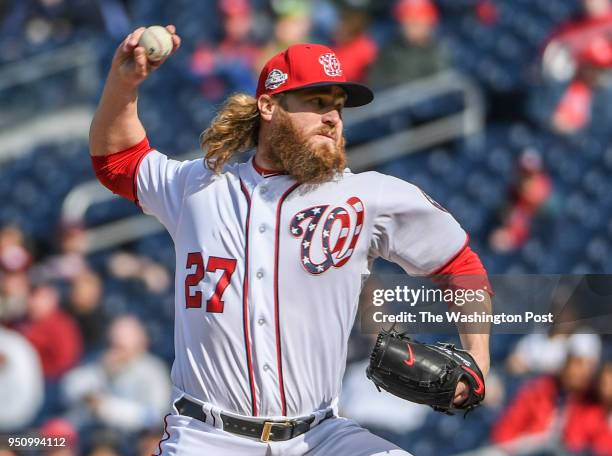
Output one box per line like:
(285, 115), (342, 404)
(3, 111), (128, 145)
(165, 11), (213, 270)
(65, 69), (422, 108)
(394, 0), (439, 24)
(256, 43), (374, 107)
(219, 0), (251, 17)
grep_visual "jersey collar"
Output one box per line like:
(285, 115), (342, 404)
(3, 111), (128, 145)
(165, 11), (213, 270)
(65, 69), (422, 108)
(251, 157), (287, 178)
(238, 157), (296, 194)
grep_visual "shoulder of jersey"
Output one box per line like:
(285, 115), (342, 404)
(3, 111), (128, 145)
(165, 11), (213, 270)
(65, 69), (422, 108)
(357, 170), (421, 187)
(341, 169), (388, 185)
(172, 156), (239, 195)
(198, 157), (243, 177)
(341, 168), (377, 179)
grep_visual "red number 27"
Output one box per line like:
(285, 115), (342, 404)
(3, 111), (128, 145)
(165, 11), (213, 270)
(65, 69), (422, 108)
(185, 252), (237, 313)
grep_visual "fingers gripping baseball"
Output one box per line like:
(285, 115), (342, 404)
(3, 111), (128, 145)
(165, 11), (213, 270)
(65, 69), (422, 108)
(112, 25), (181, 86)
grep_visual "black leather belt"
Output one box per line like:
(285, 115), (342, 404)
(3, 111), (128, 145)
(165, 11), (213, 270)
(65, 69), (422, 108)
(174, 397), (334, 442)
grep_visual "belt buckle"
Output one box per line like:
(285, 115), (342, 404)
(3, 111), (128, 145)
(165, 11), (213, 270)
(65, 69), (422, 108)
(260, 420), (294, 442)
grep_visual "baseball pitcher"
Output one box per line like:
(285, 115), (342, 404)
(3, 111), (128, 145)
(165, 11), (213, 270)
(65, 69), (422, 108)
(89, 25), (491, 455)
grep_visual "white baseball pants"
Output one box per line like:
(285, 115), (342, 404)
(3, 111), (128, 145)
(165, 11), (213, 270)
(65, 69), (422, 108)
(156, 413), (413, 456)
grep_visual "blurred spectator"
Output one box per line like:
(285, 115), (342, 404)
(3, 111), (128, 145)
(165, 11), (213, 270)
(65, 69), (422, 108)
(505, 312), (578, 376)
(0, 450), (18, 456)
(66, 269), (107, 352)
(332, 7), (378, 82)
(539, 0), (612, 133)
(16, 284), (83, 380)
(87, 445), (121, 456)
(107, 252), (170, 294)
(0, 225), (32, 273)
(34, 224), (89, 282)
(506, 332), (569, 376)
(61, 315), (171, 433)
(564, 359), (612, 455)
(256, 0), (312, 71)
(368, 0), (448, 88)
(0, 326), (44, 432)
(551, 77), (594, 133)
(2, 0), (130, 50)
(40, 418), (78, 456)
(544, 0), (612, 77)
(216, 0), (261, 69)
(190, 0), (262, 98)
(137, 426), (166, 456)
(0, 271), (30, 323)
(85, 428), (122, 456)
(0, 223), (32, 327)
(475, 0), (498, 26)
(489, 149), (552, 253)
(492, 333), (602, 451)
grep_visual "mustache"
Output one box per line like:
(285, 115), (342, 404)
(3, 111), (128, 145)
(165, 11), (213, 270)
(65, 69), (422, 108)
(312, 128), (336, 138)
(266, 111), (347, 185)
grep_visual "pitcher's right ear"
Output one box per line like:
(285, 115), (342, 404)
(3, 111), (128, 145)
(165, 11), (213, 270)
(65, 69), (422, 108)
(257, 95), (275, 122)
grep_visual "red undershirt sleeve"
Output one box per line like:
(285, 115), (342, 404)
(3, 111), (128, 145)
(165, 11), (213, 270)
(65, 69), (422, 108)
(430, 244), (494, 295)
(90, 137), (153, 206)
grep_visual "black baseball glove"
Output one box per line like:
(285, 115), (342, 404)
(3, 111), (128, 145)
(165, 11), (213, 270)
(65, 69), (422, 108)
(366, 330), (485, 415)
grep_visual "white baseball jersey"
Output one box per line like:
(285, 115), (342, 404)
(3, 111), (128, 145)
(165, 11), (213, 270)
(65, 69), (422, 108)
(136, 150), (466, 419)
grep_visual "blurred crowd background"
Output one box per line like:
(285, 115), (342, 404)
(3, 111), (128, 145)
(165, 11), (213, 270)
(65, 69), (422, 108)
(1, 0), (612, 455)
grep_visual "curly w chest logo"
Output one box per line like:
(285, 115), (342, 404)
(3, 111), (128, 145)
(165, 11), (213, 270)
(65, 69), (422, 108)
(289, 197), (365, 274)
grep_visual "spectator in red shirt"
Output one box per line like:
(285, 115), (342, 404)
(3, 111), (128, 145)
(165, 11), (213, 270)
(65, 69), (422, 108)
(492, 333), (601, 452)
(489, 149), (552, 253)
(191, 0), (262, 99)
(17, 284), (83, 380)
(546, 0), (612, 59)
(565, 360), (612, 456)
(539, 0), (612, 133)
(332, 7), (378, 83)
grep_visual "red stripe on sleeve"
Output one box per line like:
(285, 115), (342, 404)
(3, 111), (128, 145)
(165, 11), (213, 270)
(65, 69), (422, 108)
(90, 137), (153, 205)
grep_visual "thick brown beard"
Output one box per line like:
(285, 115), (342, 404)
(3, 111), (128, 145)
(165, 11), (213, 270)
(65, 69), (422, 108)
(265, 108), (347, 185)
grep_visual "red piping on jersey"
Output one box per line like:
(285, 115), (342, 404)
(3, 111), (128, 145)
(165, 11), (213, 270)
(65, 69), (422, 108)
(154, 413), (171, 455)
(240, 180), (258, 417)
(252, 158), (287, 177)
(274, 183), (300, 416)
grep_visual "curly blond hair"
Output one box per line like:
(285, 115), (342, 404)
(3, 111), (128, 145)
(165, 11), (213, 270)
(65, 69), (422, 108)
(200, 93), (261, 174)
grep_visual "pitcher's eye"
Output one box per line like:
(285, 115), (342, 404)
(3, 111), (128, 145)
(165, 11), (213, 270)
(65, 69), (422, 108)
(310, 98), (323, 108)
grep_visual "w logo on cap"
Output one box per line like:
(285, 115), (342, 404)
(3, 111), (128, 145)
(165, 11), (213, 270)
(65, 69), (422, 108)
(318, 53), (343, 77)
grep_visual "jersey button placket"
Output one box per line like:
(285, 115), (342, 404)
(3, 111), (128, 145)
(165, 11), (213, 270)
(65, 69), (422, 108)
(247, 181), (283, 416)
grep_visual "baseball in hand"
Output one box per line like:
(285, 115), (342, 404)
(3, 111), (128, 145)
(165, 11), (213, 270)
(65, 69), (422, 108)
(138, 26), (173, 62)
